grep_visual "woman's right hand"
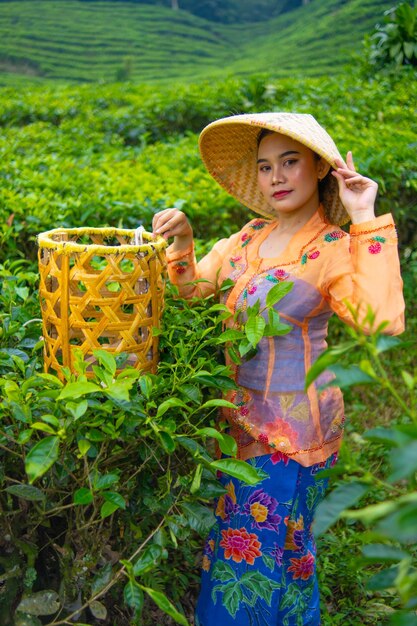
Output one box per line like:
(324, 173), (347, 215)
(152, 209), (193, 251)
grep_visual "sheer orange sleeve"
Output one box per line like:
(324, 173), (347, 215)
(320, 214), (405, 334)
(166, 231), (242, 298)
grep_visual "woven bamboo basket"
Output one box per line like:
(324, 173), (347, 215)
(37, 226), (167, 380)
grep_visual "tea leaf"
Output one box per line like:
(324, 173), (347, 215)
(141, 586), (188, 626)
(210, 458), (263, 486)
(25, 436), (60, 483)
(5, 484), (46, 502)
(313, 481), (369, 536)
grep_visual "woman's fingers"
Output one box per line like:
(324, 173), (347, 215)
(152, 209), (191, 240)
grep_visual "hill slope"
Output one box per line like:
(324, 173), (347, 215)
(0, 0), (393, 85)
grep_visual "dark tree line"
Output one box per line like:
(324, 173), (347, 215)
(0, 0), (305, 24)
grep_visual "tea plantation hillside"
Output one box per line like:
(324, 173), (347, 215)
(0, 0), (394, 85)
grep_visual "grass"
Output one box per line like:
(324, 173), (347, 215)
(0, 0), (394, 85)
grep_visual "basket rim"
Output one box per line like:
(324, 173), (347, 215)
(37, 227), (167, 254)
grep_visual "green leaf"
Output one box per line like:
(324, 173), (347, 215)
(240, 570), (280, 605)
(366, 565), (398, 591)
(65, 400), (89, 420)
(25, 436), (60, 484)
(40, 414), (60, 428)
(77, 439), (91, 457)
(401, 370), (415, 390)
(102, 491), (126, 509)
(389, 441), (417, 481)
(265, 281), (293, 307)
(377, 502), (417, 543)
(210, 458), (263, 486)
(17, 429), (33, 444)
(375, 335), (402, 353)
(91, 563), (113, 595)
(89, 600), (107, 620)
(105, 379), (134, 402)
(216, 329), (245, 343)
(326, 364), (375, 388)
(279, 582), (301, 610)
(30, 422), (57, 435)
(159, 431), (176, 453)
(156, 397), (189, 418)
(93, 472), (119, 490)
(74, 488), (93, 505)
(362, 543), (408, 563)
(305, 341), (356, 389)
(200, 399), (237, 410)
(211, 560), (236, 582)
(5, 484), (46, 502)
(245, 314), (265, 347)
(191, 373), (238, 390)
(100, 501), (119, 519)
(17, 590), (60, 616)
(139, 375), (153, 399)
(58, 382), (100, 400)
(197, 427), (237, 457)
(313, 481), (369, 536)
(141, 587), (188, 626)
(93, 349), (117, 376)
(363, 427), (410, 448)
(178, 383), (201, 403)
(388, 613), (417, 626)
(133, 544), (163, 576)
(222, 580), (243, 618)
(181, 501), (216, 535)
(124, 580), (144, 612)
(262, 554), (276, 572)
(190, 463), (203, 494)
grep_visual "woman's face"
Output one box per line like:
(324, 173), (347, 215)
(257, 132), (325, 218)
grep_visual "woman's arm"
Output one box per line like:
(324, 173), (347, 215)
(153, 209), (241, 299)
(322, 154), (405, 334)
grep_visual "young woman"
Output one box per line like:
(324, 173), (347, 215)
(152, 113), (405, 626)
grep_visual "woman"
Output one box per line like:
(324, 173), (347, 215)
(152, 113), (405, 625)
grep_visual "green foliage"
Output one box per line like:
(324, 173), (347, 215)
(1, 271), (289, 624)
(0, 64), (416, 624)
(363, 2), (417, 71)
(308, 310), (417, 623)
(0, 71), (415, 270)
(0, 0), (395, 85)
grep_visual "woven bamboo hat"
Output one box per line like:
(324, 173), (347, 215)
(199, 112), (349, 225)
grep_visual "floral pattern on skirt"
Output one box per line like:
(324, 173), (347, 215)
(195, 451), (337, 626)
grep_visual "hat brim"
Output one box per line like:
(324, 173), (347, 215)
(199, 113), (349, 226)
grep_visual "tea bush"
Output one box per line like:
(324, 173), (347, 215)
(0, 72), (416, 266)
(1, 68), (417, 624)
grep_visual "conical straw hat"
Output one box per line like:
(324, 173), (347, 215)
(199, 112), (349, 226)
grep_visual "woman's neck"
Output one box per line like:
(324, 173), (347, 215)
(274, 203), (319, 234)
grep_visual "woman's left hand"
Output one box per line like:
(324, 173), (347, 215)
(332, 152), (378, 224)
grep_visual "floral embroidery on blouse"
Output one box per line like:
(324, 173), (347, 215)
(249, 219), (268, 231)
(241, 232), (252, 247)
(173, 261), (188, 274)
(324, 230), (346, 242)
(229, 255), (242, 268)
(301, 249), (320, 265)
(368, 235), (386, 254)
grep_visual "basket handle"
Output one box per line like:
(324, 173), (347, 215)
(134, 226), (145, 246)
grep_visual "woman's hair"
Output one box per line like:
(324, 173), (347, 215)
(256, 128), (320, 162)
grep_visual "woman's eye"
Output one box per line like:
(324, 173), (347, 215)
(284, 159), (297, 167)
(259, 165), (271, 172)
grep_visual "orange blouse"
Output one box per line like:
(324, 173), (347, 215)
(166, 208), (405, 466)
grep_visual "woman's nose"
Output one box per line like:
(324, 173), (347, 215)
(272, 167), (284, 184)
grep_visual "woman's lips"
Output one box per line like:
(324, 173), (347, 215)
(272, 190), (291, 199)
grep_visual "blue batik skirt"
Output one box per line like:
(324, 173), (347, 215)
(195, 451), (337, 626)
